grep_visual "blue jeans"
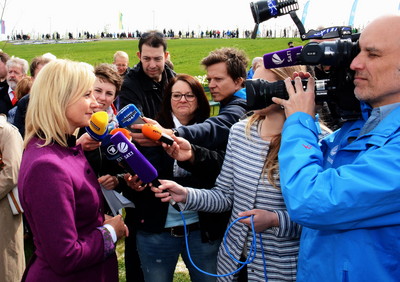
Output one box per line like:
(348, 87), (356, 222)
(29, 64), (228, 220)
(136, 229), (220, 282)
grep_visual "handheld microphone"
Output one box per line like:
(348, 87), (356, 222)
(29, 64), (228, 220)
(100, 134), (136, 175)
(116, 104), (146, 133)
(110, 131), (180, 211)
(110, 128), (132, 140)
(142, 124), (174, 146)
(263, 46), (302, 69)
(86, 111), (109, 141)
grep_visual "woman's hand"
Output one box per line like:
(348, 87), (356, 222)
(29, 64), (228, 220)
(151, 179), (188, 204)
(98, 174), (118, 190)
(272, 73), (316, 118)
(129, 117), (161, 147)
(76, 132), (101, 151)
(129, 127), (160, 147)
(238, 209), (279, 233)
(162, 136), (194, 163)
(124, 173), (146, 192)
(104, 214), (129, 240)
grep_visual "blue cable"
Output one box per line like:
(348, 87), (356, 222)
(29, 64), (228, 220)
(180, 211), (268, 280)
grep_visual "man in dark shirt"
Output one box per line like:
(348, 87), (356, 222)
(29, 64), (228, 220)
(118, 31), (175, 117)
(117, 30), (175, 282)
(131, 47), (249, 151)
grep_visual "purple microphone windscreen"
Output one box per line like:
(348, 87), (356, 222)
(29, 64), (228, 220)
(101, 135), (120, 161)
(110, 131), (158, 183)
(263, 46), (303, 69)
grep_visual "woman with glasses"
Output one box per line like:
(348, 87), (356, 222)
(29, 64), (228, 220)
(157, 74), (210, 128)
(125, 74), (228, 282)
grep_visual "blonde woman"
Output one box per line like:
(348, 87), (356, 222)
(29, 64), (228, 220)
(18, 59), (127, 281)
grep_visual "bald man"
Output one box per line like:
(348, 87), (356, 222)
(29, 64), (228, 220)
(273, 15), (400, 281)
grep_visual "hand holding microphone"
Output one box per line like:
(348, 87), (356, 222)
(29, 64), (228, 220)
(78, 111), (109, 151)
(142, 123), (174, 146)
(116, 104), (146, 133)
(124, 173), (146, 192)
(110, 131), (180, 211)
(151, 179), (188, 205)
(163, 136), (194, 163)
(116, 104), (159, 146)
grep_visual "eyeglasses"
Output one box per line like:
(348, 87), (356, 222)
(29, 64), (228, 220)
(141, 31), (165, 39)
(171, 92), (196, 102)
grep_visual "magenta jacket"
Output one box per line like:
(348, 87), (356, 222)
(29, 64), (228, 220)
(18, 136), (118, 281)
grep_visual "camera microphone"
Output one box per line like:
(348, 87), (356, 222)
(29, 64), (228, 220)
(142, 124), (174, 146)
(250, 0), (299, 39)
(263, 46), (302, 69)
(250, 0), (299, 24)
(116, 104), (146, 133)
(110, 131), (180, 211)
(85, 111), (109, 141)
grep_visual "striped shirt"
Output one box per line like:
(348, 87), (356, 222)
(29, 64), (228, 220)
(184, 119), (301, 281)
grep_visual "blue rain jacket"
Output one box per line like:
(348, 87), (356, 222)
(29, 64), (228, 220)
(279, 102), (400, 281)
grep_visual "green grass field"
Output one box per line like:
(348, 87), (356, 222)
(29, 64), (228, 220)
(1, 37), (304, 77)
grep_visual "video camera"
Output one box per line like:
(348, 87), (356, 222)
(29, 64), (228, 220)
(247, 0), (361, 123)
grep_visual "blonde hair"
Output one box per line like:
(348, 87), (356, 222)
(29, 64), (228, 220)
(113, 51), (129, 62)
(245, 65), (307, 189)
(24, 59), (95, 148)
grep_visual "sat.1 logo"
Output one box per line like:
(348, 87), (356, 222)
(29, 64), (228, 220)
(117, 142), (129, 154)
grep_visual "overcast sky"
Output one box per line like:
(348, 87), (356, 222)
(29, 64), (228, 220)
(1, 0), (399, 37)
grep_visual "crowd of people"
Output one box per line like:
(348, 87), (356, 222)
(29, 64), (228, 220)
(0, 13), (400, 282)
(8, 26), (295, 42)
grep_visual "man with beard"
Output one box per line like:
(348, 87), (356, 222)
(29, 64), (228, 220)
(119, 30), (175, 117)
(0, 57), (28, 116)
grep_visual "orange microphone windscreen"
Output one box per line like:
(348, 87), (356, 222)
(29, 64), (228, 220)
(142, 123), (174, 145)
(142, 124), (162, 141)
(110, 128), (132, 141)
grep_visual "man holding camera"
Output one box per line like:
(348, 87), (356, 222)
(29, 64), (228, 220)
(273, 15), (400, 281)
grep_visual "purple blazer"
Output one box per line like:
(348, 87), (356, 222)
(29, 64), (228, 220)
(18, 137), (118, 281)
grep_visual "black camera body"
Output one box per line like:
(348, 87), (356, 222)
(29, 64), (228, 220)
(248, 1), (363, 124)
(246, 37), (361, 123)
